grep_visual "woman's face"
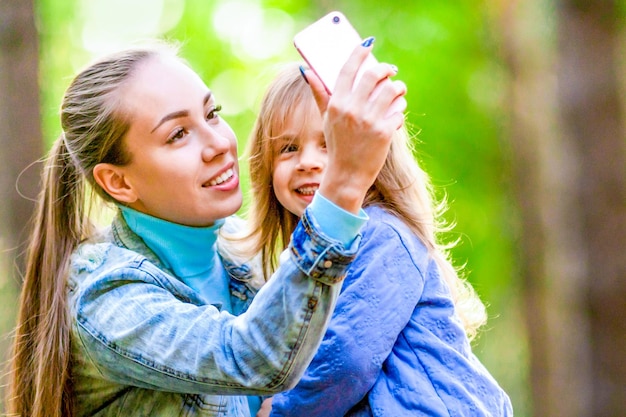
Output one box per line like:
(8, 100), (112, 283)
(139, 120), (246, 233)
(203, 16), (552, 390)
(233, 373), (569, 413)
(117, 55), (242, 226)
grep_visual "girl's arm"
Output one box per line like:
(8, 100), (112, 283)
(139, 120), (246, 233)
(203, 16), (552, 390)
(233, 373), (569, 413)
(269, 214), (427, 416)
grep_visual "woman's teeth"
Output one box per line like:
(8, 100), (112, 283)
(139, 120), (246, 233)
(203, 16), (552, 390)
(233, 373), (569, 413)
(209, 168), (234, 186)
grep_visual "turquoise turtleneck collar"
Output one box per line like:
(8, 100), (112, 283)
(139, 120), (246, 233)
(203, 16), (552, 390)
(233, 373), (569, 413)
(119, 205), (224, 277)
(118, 205), (232, 311)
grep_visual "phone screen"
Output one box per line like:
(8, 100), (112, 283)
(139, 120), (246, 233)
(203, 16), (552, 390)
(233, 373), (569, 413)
(293, 11), (378, 94)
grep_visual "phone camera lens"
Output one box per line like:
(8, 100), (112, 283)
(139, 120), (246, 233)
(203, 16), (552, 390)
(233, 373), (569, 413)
(332, 15), (340, 23)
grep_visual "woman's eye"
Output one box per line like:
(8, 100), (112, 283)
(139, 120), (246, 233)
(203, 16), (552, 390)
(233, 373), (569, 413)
(206, 104), (222, 121)
(167, 128), (186, 143)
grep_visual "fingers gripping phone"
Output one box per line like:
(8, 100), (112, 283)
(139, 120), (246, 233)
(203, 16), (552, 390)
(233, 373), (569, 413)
(294, 11), (404, 116)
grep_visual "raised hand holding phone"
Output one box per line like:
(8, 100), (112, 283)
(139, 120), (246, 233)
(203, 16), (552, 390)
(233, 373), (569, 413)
(294, 11), (406, 118)
(300, 30), (407, 214)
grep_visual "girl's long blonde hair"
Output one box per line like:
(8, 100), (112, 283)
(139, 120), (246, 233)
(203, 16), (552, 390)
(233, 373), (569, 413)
(242, 63), (487, 339)
(6, 44), (179, 417)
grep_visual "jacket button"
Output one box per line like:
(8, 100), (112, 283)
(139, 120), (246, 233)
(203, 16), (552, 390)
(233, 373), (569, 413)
(323, 260), (333, 268)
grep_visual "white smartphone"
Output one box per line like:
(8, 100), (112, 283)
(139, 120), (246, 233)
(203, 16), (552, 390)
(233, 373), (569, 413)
(293, 11), (379, 94)
(294, 11), (403, 116)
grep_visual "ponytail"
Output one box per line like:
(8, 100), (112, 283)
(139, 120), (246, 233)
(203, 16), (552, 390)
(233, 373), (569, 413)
(7, 136), (94, 417)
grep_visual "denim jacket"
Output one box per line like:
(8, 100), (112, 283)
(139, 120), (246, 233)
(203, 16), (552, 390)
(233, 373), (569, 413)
(68, 208), (358, 416)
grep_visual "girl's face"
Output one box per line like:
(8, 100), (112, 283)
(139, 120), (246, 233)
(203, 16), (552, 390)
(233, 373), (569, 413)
(116, 56), (241, 226)
(272, 100), (327, 218)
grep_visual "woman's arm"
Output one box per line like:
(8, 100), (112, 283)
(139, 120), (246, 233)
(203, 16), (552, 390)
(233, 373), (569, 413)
(72, 207), (357, 395)
(306, 41), (406, 215)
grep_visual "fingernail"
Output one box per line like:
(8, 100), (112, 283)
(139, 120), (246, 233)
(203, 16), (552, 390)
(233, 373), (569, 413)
(390, 64), (398, 74)
(299, 65), (309, 84)
(361, 36), (375, 47)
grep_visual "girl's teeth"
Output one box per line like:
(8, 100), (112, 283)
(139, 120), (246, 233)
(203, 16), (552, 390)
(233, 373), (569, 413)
(297, 186), (318, 195)
(209, 169), (234, 186)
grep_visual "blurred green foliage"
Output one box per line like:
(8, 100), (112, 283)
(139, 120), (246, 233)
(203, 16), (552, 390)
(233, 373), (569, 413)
(35, 0), (529, 414)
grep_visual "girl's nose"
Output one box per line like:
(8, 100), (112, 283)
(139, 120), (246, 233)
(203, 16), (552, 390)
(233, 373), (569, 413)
(297, 146), (326, 171)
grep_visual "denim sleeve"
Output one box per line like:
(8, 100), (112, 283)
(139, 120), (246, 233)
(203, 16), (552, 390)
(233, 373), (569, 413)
(270, 218), (427, 416)
(72, 207), (360, 396)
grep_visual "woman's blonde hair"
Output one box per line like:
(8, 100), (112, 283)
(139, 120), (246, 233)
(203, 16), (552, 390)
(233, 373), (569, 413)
(6, 43), (179, 417)
(242, 63), (487, 339)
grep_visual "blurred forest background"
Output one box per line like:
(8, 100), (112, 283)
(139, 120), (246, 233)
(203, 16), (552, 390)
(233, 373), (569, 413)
(1, 0), (624, 416)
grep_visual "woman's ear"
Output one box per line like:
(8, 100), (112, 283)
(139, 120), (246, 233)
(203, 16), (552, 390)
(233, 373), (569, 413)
(93, 163), (137, 203)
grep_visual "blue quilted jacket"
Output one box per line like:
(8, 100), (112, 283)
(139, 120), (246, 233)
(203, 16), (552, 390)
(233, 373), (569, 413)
(270, 206), (513, 416)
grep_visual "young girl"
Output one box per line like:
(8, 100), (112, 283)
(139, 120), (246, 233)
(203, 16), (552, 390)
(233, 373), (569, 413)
(240, 64), (513, 416)
(5, 40), (407, 417)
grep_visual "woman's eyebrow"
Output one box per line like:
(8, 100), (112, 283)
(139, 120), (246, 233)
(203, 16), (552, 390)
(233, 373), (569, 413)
(151, 92), (213, 133)
(151, 110), (188, 133)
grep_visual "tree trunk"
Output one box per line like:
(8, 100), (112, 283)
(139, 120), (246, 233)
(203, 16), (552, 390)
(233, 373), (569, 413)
(0, 0), (41, 411)
(557, 1), (626, 415)
(501, 0), (625, 415)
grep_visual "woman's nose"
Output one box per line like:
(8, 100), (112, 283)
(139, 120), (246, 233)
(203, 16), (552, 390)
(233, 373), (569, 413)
(201, 127), (232, 161)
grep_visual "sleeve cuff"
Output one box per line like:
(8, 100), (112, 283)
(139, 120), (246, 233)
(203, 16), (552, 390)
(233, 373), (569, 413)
(308, 192), (368, 247)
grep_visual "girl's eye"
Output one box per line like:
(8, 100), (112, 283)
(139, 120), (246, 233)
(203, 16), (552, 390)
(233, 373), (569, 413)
(167, 128), (186, 143)
(206, 104), (222, 121)
(280, 143), (299, 154)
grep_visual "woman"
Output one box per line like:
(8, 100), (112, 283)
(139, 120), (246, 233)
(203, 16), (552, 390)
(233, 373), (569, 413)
(5, 39), (406, 417)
